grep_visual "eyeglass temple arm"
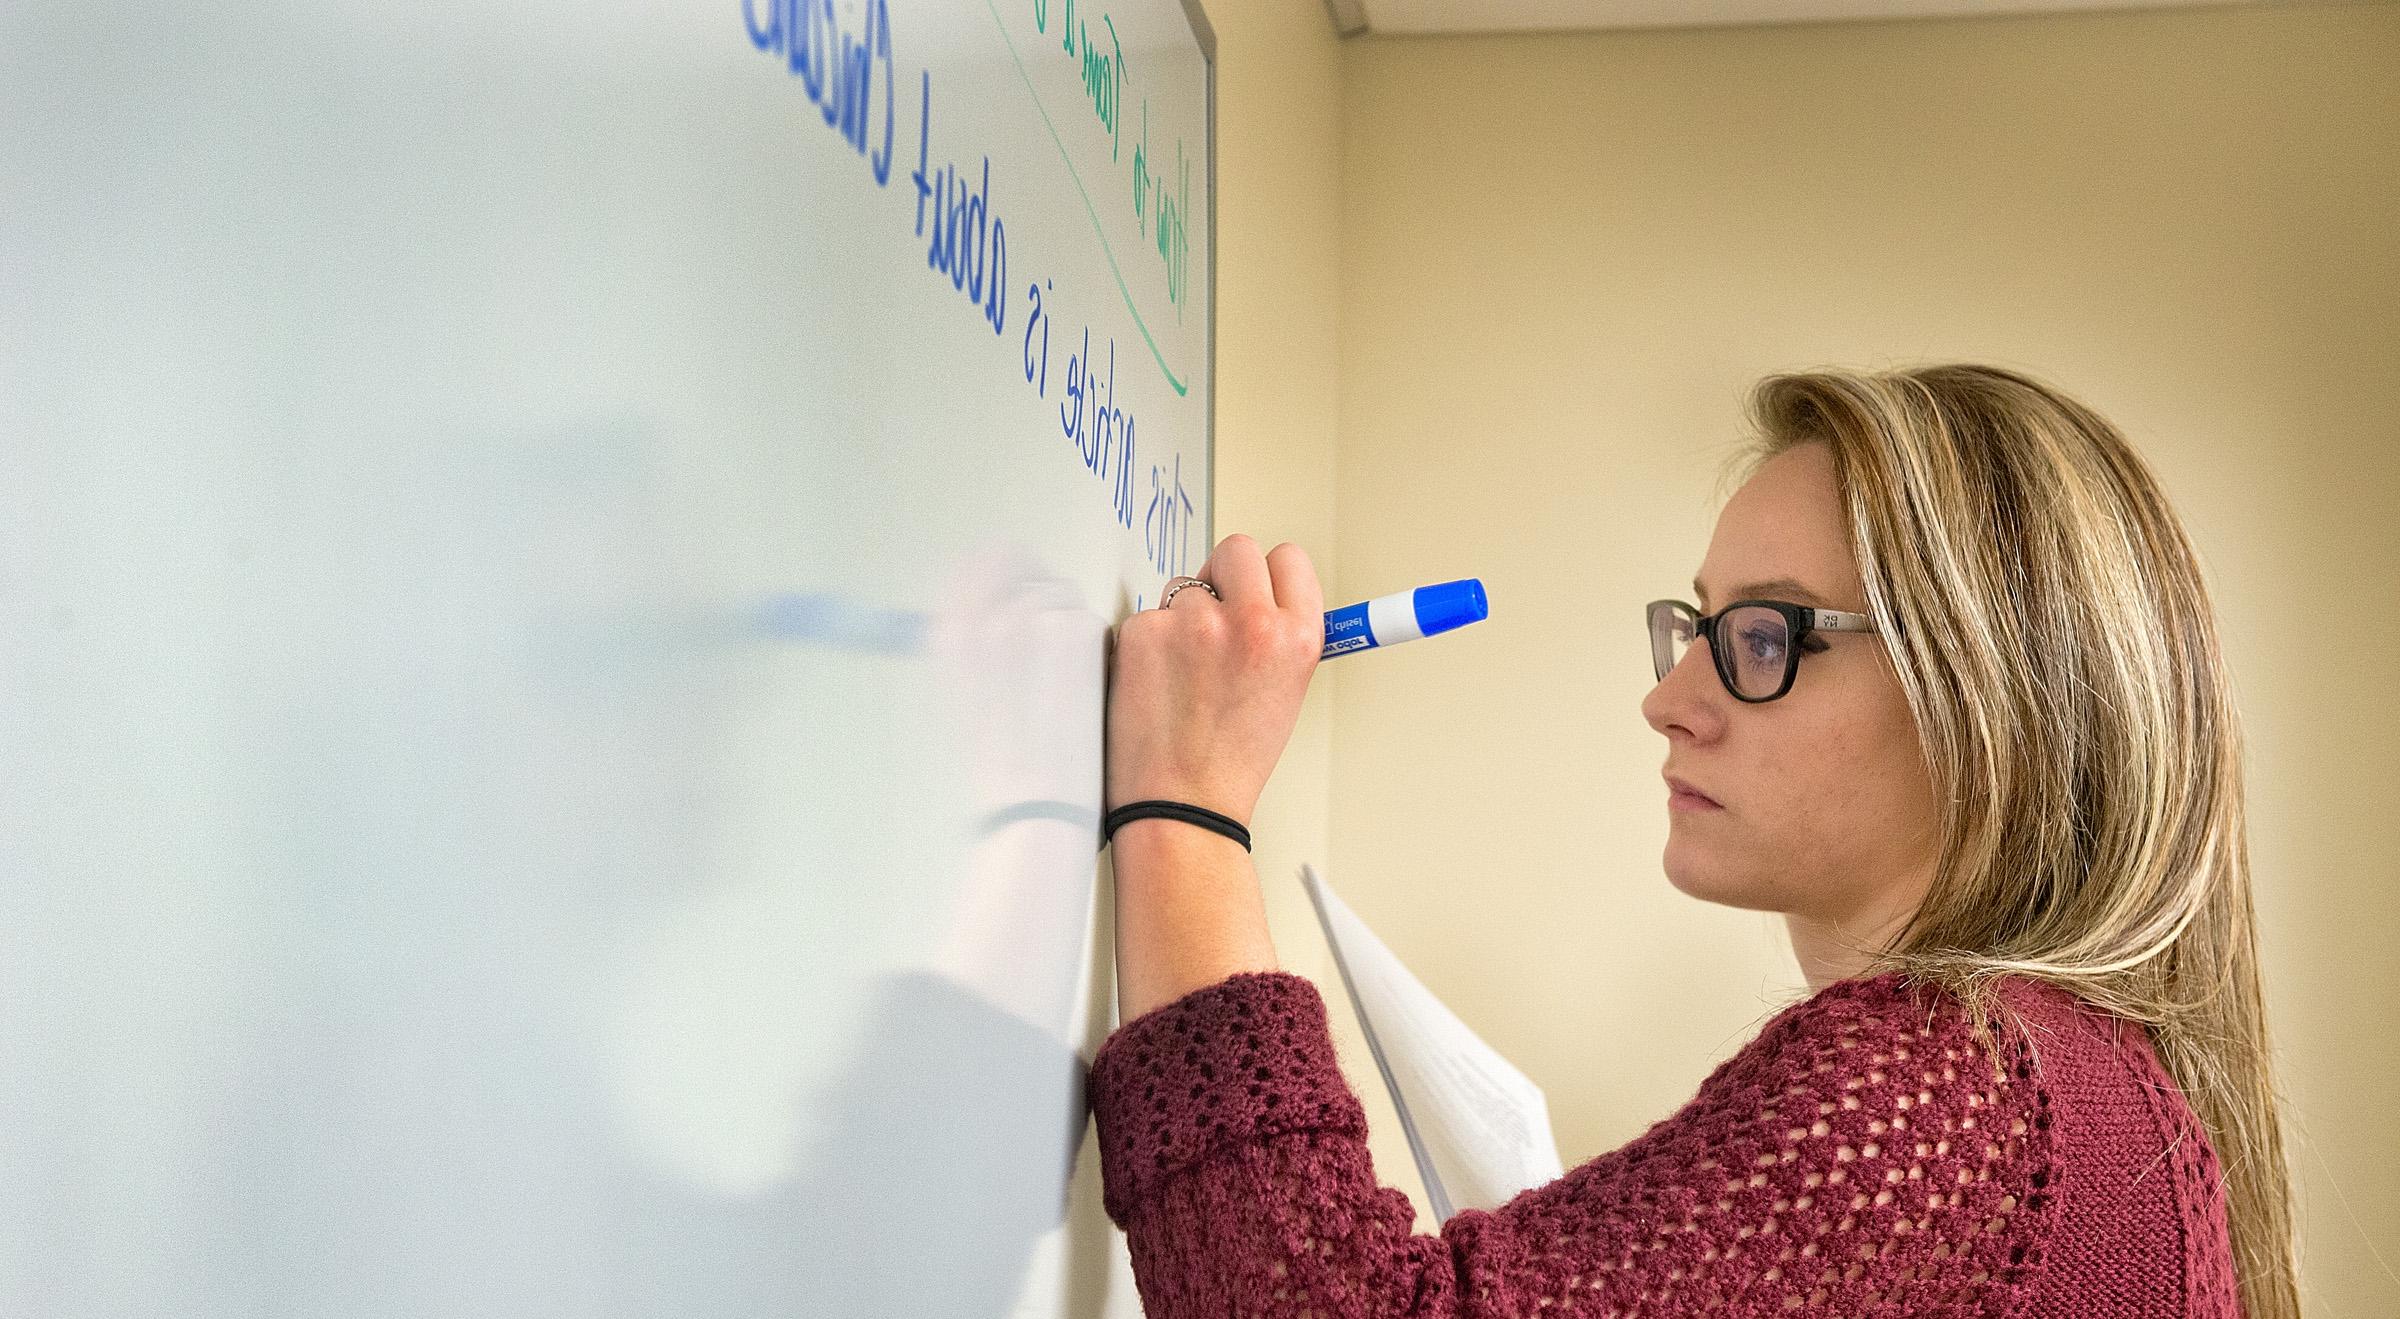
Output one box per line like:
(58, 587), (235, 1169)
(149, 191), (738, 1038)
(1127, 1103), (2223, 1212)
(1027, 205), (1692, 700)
(1807, 608), (1879, 633)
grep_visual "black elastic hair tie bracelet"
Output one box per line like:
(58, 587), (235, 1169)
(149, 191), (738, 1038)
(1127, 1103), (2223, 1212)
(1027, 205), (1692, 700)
(1102, 799), (1252, 853)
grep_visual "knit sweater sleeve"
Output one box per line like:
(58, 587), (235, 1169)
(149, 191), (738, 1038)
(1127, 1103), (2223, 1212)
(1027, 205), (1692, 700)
(1086, 969), (2057, 1319)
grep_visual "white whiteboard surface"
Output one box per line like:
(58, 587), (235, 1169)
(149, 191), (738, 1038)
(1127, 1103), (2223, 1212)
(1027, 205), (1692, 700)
(0, 0), (1212, 1314)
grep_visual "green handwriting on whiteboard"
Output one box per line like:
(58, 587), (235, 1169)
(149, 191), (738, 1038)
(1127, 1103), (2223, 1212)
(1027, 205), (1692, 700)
(1002, 0), (1194, 397)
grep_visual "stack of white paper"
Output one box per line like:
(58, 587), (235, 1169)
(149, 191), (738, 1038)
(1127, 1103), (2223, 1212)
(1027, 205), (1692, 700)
(1300, 865), (1565, 1221)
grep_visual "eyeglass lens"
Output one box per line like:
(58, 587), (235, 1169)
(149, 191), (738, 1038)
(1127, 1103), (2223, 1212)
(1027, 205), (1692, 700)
(1651, 604), (1794, 700)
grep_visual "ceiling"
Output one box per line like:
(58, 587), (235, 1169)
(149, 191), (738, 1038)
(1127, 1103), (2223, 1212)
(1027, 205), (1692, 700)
(1326, 0), (2302, 36)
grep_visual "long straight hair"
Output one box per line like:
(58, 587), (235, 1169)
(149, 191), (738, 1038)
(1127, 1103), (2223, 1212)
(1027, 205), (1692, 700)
(1733, 364), (2300, 1319)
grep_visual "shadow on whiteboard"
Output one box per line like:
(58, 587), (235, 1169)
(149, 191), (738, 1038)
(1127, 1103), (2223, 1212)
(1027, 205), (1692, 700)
(603, 539), (1114, 1315)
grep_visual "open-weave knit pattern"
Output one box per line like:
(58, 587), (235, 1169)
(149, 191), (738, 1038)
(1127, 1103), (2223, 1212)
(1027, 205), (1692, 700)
(1087, 969), (2238, 1318)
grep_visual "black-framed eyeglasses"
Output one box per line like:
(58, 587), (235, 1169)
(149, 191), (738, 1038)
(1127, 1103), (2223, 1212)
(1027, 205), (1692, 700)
(1646, 598), (1881, 703)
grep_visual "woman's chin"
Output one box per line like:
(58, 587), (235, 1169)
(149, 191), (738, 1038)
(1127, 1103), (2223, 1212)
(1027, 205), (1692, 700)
(1662, 843), (1781, 912)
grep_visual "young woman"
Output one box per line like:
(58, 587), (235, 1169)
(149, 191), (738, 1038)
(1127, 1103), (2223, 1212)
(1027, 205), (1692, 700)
(1089, 364), (2299, 1318)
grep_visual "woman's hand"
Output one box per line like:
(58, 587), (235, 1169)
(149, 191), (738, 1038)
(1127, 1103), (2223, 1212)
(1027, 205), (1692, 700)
(1105, 534), (1324, 829)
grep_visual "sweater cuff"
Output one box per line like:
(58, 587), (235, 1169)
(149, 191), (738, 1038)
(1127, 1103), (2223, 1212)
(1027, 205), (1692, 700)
(1086, 970), (1369, 1227)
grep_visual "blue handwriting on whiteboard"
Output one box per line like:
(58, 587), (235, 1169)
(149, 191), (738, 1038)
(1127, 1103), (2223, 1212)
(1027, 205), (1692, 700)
(745, 0), (896, 185)
(1143, 450), (1195, 579)
(910, 72), (1008, 336)
(1059, 327), (1136, 529)
(746, 0), (1196, 601)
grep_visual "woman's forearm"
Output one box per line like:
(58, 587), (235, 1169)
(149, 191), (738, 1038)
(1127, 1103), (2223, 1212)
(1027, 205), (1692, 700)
(1108, 818), (1281, 1022)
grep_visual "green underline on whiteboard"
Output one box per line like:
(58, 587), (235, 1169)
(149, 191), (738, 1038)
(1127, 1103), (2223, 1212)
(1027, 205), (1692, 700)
(981, 0), (1188, 398)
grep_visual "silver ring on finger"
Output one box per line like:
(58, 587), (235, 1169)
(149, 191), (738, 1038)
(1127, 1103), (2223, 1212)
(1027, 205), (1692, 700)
(1158, 576), (1221, 609)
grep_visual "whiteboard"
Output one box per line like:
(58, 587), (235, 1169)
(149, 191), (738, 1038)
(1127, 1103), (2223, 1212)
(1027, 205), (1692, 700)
(0, 0), (1212, 1314)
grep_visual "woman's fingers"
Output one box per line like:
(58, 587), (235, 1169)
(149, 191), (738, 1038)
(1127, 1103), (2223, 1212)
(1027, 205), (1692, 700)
(1190, 533), (1322, 615)
(1200, 533), (1272, 608)
(1264, 542), (1322, 618)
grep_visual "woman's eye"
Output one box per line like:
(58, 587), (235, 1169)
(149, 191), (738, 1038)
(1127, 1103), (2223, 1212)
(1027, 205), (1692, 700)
(1739, 625), (1786, 662)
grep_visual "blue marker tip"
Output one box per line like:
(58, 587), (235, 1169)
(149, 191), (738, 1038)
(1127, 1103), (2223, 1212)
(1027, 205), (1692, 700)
(1321, 578), (1488, 659)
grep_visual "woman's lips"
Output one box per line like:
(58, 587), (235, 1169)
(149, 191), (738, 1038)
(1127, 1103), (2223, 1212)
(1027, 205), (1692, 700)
(1666, 776), (1722, 811)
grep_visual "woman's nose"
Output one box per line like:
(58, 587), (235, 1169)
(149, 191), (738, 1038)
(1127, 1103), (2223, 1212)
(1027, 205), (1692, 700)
(1642, 639), (1724, 740)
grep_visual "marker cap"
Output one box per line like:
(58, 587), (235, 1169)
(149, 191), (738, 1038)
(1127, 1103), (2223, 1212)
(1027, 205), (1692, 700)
(1412, 579), (1488, 638)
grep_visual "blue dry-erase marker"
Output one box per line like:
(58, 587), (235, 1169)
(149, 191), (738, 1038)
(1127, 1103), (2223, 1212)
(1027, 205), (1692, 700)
(1321, 579), (1488, 659)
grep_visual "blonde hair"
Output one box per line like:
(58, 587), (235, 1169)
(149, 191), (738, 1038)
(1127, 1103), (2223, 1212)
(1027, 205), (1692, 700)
(1732, 363), (2300, 1319)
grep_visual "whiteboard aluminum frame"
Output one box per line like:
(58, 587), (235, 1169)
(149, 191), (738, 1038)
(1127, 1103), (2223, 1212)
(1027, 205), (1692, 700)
(1179, 0), (1217, 557)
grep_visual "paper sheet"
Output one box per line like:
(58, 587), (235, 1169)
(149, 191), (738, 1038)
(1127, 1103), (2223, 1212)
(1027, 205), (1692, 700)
(1300, 865), (1565, 1221)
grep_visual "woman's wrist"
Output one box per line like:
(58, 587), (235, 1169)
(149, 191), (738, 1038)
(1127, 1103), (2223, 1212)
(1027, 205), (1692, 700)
(1107, 816), (1280, 1021)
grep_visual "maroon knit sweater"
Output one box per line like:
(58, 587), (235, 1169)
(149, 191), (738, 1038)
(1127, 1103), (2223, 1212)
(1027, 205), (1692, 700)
(1087, 968), (2240, 1318)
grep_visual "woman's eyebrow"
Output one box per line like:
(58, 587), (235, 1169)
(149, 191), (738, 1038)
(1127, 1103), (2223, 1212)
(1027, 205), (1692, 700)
(1692, 576), (1829, 608)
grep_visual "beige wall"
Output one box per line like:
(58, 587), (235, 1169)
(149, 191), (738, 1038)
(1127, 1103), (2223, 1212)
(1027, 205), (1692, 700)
(1317, 1), (2397, 1313)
